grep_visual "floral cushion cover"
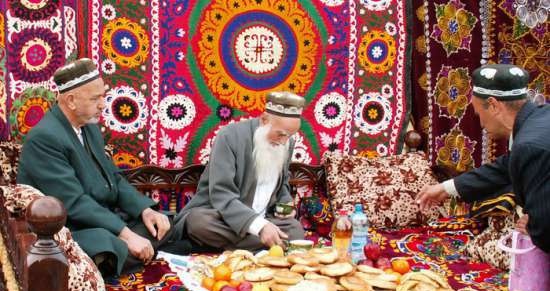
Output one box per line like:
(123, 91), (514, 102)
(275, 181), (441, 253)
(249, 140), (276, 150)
(1, 184), (105, 291)
(323, 151), (447, 228)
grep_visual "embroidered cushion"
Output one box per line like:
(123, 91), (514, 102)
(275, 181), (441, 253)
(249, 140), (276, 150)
(0, 142), (22, 186)
(466, 213), (517, 270)
(297, 193), (334, 237)
(1, 184), (105, 291)
(323, 152), (446, 228)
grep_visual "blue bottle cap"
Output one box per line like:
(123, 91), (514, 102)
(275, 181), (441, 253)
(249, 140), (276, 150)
(354, 203), (363, 213)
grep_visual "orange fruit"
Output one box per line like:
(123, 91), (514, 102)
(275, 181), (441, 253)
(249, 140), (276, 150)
(212, 280), (229, 291)
(201, 277), (215, 291)
(214, 264), (232, 281)
(228, 279), (241, 287)
(391, 259), (410, 275)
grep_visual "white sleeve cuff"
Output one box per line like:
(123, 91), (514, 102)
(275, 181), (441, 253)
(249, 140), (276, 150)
(442, 179), (459, 198)
(248, 216), (269, 236)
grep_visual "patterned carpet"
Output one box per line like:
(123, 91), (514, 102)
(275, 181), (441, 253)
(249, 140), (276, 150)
(105, 218), (508, 291)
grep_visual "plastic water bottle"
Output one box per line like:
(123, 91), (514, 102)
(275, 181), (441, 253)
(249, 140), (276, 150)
(349, 203), (369, 264)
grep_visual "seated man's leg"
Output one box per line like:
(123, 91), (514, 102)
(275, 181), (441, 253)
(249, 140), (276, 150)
(72, 228), (129, 276)
(185, 208), (262, 250)
(267, 216), (305, 241)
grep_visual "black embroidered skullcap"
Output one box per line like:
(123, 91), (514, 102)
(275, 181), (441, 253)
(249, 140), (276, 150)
(472, 64), (529, 101)
(53, 58), (100, 93)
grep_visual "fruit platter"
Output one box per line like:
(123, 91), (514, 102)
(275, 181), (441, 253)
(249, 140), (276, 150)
(186, 243), (455, 291)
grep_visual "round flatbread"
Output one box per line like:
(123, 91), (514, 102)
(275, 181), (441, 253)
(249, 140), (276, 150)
(339, 275), (373, 291)
(304, 272), (335, 283)
(287, 253), (320, 266)
(244, 267), (274, 282)
(309, 248), (339, 264)
(290, 264), (321, 274)
(357, 264), (385, 275)
(258, 256), (291, 268)
(274, 270), (304, 285)
(320, 262), (354, 277)
(271, 283), (292, 291)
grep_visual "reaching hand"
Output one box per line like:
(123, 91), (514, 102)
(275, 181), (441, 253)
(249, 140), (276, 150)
(416, 184), (450, 212)
(515, 214), (529, 235)
(118, 227), (154, 263)
(141, 208), (171, 240)
(259, 222), (288, 247)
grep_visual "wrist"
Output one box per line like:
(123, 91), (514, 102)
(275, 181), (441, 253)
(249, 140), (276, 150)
(118, 226), (132, 241)
(141, 207), (153, 218)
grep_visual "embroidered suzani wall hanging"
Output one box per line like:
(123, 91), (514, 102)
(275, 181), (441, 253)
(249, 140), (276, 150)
(73, 0), (412, 167)
(0, 0), (79, 141)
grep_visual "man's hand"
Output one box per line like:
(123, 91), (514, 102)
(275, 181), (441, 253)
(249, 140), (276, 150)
(141, 208), (171, 240)
(118, 227), (154, 263)
(416, 184), (450, 212)
(516, 214), (529, 235)
(259, 222), (288, 247)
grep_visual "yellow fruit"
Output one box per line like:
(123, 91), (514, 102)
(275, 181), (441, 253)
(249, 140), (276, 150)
(214, 264), (232, 282)
(269, 245), (285, 257)
(391, 259), (411, 275)
(201, 277), (215, 291)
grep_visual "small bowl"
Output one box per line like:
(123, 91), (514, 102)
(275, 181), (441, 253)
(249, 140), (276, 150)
(288, 239), (314, 253)
(275, 203), (294, 215)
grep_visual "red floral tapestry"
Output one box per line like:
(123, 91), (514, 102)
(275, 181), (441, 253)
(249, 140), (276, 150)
(0, 0), (79, 141)
(72, 0), (412, 167)
(411, 0), (549, 172)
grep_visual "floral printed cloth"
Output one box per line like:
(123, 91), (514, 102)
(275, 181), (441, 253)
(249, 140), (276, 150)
(323, 151), (447, 228)
(1, 184), (105, 291)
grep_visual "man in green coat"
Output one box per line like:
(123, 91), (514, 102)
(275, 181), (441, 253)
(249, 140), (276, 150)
(17, 58), (189, 276)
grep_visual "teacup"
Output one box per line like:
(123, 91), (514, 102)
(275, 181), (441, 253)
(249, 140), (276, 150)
(275, 203), (294, 215)
(288, 239), (314, 253)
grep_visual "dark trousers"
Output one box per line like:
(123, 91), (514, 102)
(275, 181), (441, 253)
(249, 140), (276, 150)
(95, 218), (191, 276)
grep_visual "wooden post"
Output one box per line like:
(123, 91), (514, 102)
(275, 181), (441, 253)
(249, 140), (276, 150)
(25, 196), (68, 291)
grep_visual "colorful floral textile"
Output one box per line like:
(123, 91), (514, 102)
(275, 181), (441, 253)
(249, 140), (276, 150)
(323, 151), (447, 228)
(410, 0), (548, 174)
(466, 214), (517, 270)
(373, 223), (509, 290)
(67, 0), (412, 167)
(105, 259), (185, 291)
(0, 0), (78, 141)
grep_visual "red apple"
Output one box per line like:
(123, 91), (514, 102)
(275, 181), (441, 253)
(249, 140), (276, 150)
(375, 257), (392, 270)
(237, 281), (253, 291)
(221, 286), (237, 291)
(363, 243), (381, 261)
(358, 258), (374, 267)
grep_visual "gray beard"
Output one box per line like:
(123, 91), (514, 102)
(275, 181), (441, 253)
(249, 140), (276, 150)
(253, 125), (289, 184)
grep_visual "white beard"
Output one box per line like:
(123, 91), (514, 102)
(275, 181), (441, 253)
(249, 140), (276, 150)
(253, 124), (289, 184)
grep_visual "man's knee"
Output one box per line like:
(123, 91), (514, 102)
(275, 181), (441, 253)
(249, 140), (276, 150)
(185, 209), (215, 237)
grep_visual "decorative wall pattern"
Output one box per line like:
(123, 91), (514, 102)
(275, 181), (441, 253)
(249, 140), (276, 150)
(74, 0), (412, 167)
(411, 0), (548, 172)
(0, 0), (78, 141)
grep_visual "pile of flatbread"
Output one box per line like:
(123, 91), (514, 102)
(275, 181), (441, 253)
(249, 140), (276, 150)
(198, 248), (454, 291)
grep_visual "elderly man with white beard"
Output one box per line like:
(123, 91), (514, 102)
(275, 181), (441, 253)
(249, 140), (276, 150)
(174, 92), (306, 250)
